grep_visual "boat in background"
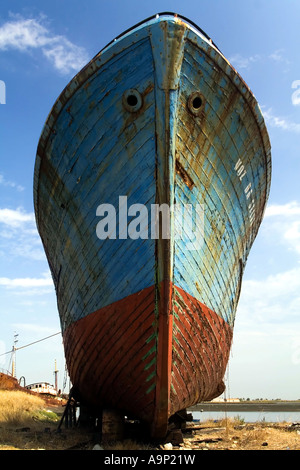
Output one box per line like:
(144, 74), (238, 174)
(25, 382), (58, 396)
(34, 13), (271, 438)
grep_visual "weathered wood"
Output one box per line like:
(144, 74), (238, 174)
(34, 13), (271, 439)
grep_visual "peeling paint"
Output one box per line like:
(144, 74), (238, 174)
(34, 13), (271, 438)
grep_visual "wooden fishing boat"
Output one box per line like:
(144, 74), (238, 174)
(34, 13), (271, 438)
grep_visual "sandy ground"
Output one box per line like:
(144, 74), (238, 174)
(1, 405), (300, 451)
(0, 380), (299, 450)
(169, 421), (300, 451)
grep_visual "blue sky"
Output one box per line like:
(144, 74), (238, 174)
(0, 0), (300, 399)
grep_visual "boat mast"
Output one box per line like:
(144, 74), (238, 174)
(11, 333), (19, 377)
(54, 359), (59, 391)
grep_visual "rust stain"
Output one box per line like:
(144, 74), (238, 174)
(175, 158), (194, 189)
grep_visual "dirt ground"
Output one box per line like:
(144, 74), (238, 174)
(171, 421), (300, 451)
(1, 403), (300, 451)
(0, 376), (299, 451)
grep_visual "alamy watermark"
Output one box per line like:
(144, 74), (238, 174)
(96, 196), (204, 251)
(0, 80), (6, 104)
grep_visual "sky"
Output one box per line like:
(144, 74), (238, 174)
(0, 0), (300, 400)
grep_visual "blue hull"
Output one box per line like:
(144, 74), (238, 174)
(34, 14), (271, 437)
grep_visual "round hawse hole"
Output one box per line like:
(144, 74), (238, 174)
(127, 94), (138, 107)
(192, 96), (202, 109)
(188, 92), (204, 115)
(123, 89), (142, 112)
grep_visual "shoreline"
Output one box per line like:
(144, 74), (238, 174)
(189, 401), (300, 413)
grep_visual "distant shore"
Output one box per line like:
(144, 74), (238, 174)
(189, 401), (300, 412)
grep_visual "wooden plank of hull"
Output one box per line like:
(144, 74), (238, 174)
(63, 285), (157, 423)
(34, 14), (271, 438)
(63, 281), (232, 432)
(170, 285), (233, 414)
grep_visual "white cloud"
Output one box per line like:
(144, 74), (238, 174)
(269, 48), (290, 68)
(265, 201), (300, 217)
(261, 107), (300, 134)
(236, 266), (300, 342)
(42, 41), (86, 75)
(269, 49), (285, 62)
(0, 173), (24, 192)
(229, 53), (261, 69)
(243, 267), (300, 304)
(229, 48), (289, 71)
(264, 201), (300, 255)
(236, 201), (300, 327)
(229, 49), (290, 72)
(0, 16), (88, 74)
(0, 17), (48, 50)
(284, 221), (300, 254)
(9, 287), (54, 297)
(0, 207), (34, 227)
(0, 207), (44, 261)
(0, 272), (53, 288)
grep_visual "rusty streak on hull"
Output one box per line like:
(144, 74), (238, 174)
(34, 13), (271, 438)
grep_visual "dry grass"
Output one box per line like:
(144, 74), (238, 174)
(178, 418), (300, 450)
(0, 389), (81, 450)
(0, 390), (46, 426)
(0, 389), (300, 450)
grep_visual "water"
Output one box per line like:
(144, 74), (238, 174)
(192, 410), (300, 423)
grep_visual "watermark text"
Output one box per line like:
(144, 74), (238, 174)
(96, 196), (204, 250)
